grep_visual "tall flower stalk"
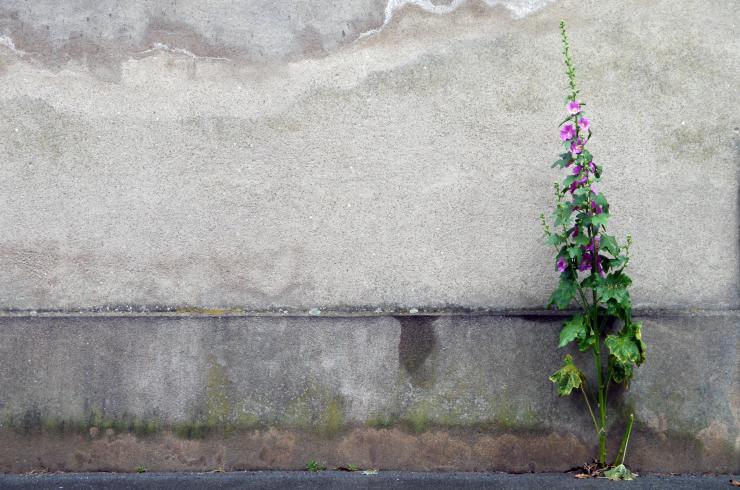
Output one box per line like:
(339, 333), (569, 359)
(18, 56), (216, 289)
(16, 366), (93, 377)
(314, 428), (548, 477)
(540, 21), (646, 472)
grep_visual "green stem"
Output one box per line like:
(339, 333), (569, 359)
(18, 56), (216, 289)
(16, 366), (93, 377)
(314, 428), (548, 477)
(580, 385), (599, 434)
(592, 312), (607, 467)
(589, 225), (607, 468)
(614, 413), (635, 466)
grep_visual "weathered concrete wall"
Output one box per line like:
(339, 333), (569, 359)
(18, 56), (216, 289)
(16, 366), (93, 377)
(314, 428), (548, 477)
(0, 0), (736, 311)
(0, 0), (737, 474)
(0, 312), (737, 473)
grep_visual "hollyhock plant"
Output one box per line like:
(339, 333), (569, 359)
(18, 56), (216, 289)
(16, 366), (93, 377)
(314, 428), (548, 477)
(539, 21), (645, 480)
(560, 124), (576, 141)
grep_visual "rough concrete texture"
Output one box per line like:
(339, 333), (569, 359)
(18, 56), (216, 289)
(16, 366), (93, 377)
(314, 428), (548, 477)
(0, 0), (736, 311)
(0, 313), (737, 473)
(0, 0), (737, 476)
(3, 472), (740, 490)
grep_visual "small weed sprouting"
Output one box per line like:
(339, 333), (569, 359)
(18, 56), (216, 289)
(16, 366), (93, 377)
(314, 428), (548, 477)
(305, 460), (327, 472)
(136, 465), (146, 474)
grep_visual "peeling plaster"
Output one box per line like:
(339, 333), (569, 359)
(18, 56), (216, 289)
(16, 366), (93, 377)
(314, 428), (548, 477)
(134, 43), (231, 62)
(359, 0), (558, 39)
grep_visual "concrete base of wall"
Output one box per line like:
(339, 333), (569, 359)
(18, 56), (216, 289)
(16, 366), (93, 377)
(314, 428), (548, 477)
(0, 312), (737, 473)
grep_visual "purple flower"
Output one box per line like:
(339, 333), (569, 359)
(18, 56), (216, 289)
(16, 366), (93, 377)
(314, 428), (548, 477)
(571, 165), (583, 175)
(579, 253), (592, 271)
(578, 117), (590, 131)
(557, 257), (568, 273)
(570, 226), (579, 238)
(591, 201), (603, 214)
(597, 256), (605, 277)
(560, 124), (575, 141)
(570, 138), (584, 155)
(585, 236), (600, 252)
(567, 100), (582, 115)
(577, 252), (604, 276)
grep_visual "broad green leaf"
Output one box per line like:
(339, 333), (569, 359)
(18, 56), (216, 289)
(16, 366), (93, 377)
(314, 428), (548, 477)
(573, 233), (590, 246)
(558, 314), (588, 348)
(608, 255), (628, 270)
(553, 203), (573, 227)
(606, 299), (631, 322)
(573, 189), (590, 202)
(605, 333), (640, 365)
(547, 233), (565, 246)
(547, 272), (577, 310)
(590, 213), (609, 227)
(610, 358), (634, 384)
(551, 156), (571, 169)
(596, 272), (632, 306)
(580, 274), (602, 290)
(577, 331), (597, 352)
(567, 246), (583, 259)
(562, 175), (577, 188)
(549, 354), (584, 396)
(595, 193), (609, 209)
(577, 212), (591, 226)
(604, 464), (636, 481)
(600, 234), (620, 256)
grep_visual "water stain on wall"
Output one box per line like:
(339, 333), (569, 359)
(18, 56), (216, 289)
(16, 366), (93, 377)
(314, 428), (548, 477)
(397, 316), (436, 387)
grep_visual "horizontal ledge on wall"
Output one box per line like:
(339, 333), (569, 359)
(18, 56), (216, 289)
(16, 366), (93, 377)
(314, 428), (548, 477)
(0, 306), (736, 319)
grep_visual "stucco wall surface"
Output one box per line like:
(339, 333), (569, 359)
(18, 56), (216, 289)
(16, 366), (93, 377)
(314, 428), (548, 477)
(0, 0), (737, 474)
(0, 0), (736, 311)
(0, 313), (737, 473)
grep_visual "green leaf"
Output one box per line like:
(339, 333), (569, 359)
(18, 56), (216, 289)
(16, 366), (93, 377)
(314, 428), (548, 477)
(603, 464), (637, 481)
(547, 271), (577, 310)
(567, 246), (583, 259)
(549, 354), (584, 396)
(553, 203), (573, 227)
(562, 175), (577, 188)
(577, 332), (597, 352)
(551, 155), (571, 169)
(572, 188), (590, 203)
(580, 274), (603, 290)
(596, 272), (632, 306)
(595, 193), (609, 209)
(626, 321), (646, 365)
(610, 358), (634, 384)
(605, 334), (640, 365)
(558, 314), (587, 348)
(608, 255), (628, 270)
(573, 233), (590, 246)
(547, 233), (565, 246)
(590, 213), (609, 227)
(605, 299), (631, 322)
(600, 234), (620, 256)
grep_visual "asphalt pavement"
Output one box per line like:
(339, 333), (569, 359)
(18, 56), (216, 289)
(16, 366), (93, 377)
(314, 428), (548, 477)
(0, 471), (738, 489)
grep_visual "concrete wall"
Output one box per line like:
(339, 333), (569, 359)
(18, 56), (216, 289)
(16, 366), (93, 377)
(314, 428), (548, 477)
(0, 0), (737, 473)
